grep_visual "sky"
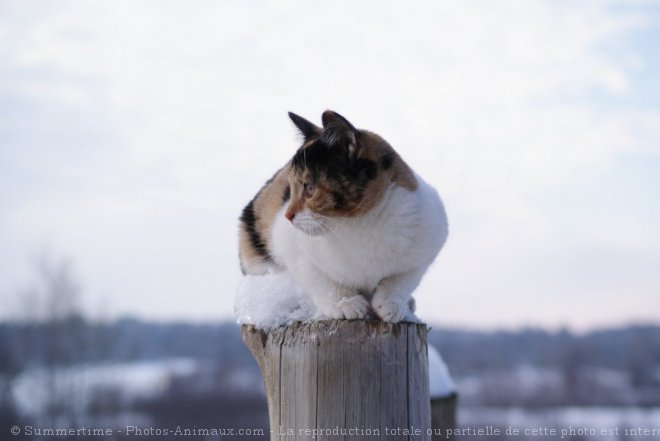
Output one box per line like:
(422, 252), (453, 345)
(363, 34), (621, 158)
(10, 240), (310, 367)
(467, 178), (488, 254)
(0, 0), (659, 330)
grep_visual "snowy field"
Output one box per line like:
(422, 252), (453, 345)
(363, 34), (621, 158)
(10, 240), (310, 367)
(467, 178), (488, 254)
(10, 358), (199, 417)
(5, 358), (660, 440)
(460, 406), (660, 441)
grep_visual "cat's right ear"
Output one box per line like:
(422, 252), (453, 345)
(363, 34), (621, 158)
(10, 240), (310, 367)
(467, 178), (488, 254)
(288, 112), (321, 140)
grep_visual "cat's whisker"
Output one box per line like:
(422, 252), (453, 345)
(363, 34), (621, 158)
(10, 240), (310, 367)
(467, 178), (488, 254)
(315, 217), (337, 236)
(313, 217), (334, 235)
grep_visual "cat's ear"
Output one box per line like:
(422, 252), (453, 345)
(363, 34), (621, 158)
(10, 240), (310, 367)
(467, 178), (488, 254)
(321, 110), (358, 155)
(288, 112), (321, 140)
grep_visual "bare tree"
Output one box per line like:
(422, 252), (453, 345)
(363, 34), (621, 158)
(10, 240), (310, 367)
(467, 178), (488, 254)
(13, 253), (89, 429)
(17, 254), (82, 323)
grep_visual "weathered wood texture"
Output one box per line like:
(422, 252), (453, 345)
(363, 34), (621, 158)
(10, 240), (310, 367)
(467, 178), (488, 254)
(430, 394), (457, 441)
(242, 320), (432, 441)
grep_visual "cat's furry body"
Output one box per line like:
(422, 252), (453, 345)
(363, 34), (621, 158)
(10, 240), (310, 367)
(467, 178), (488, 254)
(239, 111), (448, 322)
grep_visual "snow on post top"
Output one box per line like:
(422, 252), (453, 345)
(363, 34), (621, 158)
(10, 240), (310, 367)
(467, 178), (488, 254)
(234, 271), (422, 330)
(234, 272), (316, 331)
(428, 344), (456, 399)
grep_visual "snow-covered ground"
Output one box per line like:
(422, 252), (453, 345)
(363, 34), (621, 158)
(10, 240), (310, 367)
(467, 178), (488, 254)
(5, 356), (660, 440)
(454, 364), (645, 406)
(460, 406), (660, 441)
(11, 358), (198, 417)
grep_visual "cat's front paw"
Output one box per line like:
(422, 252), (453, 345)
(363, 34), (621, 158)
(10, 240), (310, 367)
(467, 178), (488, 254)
(372, 296), (408, 323)
(322, 295), (369, 320)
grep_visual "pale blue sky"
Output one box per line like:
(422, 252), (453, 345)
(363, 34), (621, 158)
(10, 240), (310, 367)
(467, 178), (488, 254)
(1, 0), (658, 330)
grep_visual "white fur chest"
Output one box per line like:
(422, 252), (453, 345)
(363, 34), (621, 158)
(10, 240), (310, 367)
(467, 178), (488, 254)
(309, 216), (415, 290)
(271, 179), (447, 293)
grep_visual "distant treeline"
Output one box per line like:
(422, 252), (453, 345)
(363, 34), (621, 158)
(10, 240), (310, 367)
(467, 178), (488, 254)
(428, 324), (660, 406)
(0, 318), (254, 374)
(1, 318), (659, 382)
(429, 325), (660, 381)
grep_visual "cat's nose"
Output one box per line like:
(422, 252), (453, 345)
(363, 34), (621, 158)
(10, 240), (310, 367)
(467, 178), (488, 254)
(285, 211), (295, 222)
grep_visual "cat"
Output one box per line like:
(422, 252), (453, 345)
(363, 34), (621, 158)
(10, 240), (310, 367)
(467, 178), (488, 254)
(238, 110), (448, 322)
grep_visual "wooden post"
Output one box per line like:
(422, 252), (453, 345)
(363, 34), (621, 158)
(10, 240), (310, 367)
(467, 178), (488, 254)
(428, 343), (458, 440)
(241, 320), (432, 440)
(431, 393), (457, 440)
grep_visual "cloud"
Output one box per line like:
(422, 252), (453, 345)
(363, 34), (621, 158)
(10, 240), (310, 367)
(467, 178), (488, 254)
(0, 0), (658, 328)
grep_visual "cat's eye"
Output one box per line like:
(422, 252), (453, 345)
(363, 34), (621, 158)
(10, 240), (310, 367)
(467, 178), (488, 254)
(303, 183), (316, 198)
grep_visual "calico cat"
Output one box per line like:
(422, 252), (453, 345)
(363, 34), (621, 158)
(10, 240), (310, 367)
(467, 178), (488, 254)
(238, 110), (448, 322)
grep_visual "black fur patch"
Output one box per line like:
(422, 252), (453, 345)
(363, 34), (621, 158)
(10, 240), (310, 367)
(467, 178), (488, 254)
(240, 200), (270, 261)
(291, 139), (378, 191)
(332, 191), (346, 210)
(282, 185), (291, 202)
(381, 153), (393, 170)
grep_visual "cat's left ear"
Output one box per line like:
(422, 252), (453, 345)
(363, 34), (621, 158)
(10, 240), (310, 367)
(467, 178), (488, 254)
(288, 112), (321, 140)
(321, 110), (359, 155)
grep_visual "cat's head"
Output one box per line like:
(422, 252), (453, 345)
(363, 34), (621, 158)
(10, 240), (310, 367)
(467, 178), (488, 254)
(283, 110), (417, 235)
